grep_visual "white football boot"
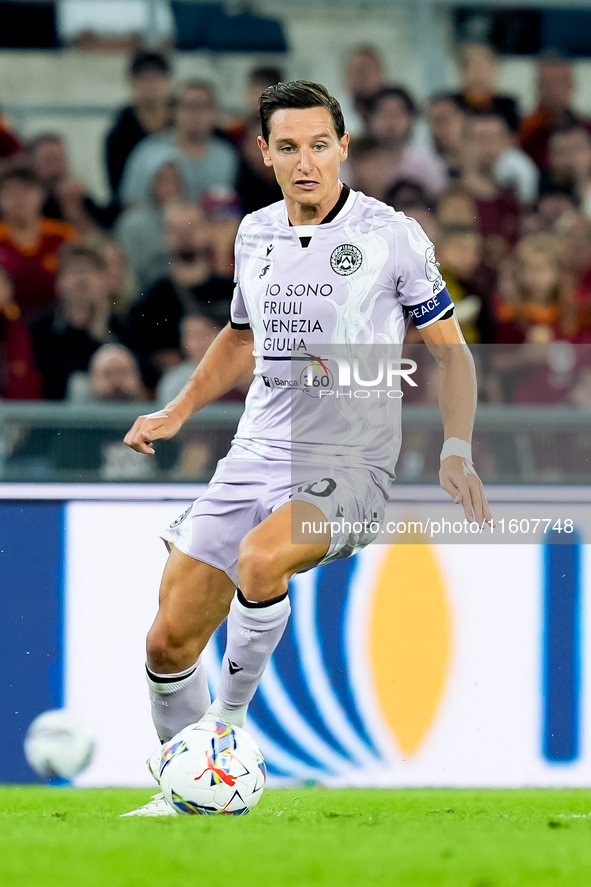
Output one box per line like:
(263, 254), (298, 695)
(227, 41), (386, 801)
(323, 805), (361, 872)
(120, 791), (178, 817)
(119, 746), (177, 817)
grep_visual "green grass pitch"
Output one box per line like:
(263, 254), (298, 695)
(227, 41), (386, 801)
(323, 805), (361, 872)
(1, 786), (591, 886)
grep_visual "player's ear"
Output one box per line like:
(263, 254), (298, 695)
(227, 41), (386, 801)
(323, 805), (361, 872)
(258, 136), (273, 167)
(339, 131), (350, 161)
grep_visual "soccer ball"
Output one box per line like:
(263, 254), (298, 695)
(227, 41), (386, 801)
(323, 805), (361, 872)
(24, 710), (95, 779)
(159, 720), (267, 815)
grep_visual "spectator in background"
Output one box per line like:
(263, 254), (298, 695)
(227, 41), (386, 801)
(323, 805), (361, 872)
(365, 86), (446, 198)
(69, 343), (148, 402)
(235, 114), (283, 215)
(105, 50), (173, 200)
(466, 113), (538, 205)
(0, 107), (21, 160)
(436, 224), (482, 342)
(346, 135), (393, 200)
(102, 238), (138, 316)
(544, 125), (591, 221)
(494, 234), (567, 344)
(453, 43), (520, 133)
(437, 186), (478, 227)
(384, 179), (439, 240)
(65, 343), (160, 481)
(157, 314), (221, 405)
(428, 93), (465, 179)
(554, 212), (591, 337)
(436, 186), (497, 341)
(116, 158), (186, 289)
(30, 243), (152, 399)
(129, 202), (234, 366)
(0, 266), (42, 399)
(226, 66), (283, 147)
(341, 46), (386, 137)
(121, 81), (239, 208)
(523, 180), (579, 235)
(459, 114), (521, 264)
(520, 55), (591, 169)
(29, 133), (114, 232)
(385, 178), (434, 213)
(0, 164), (78, 318)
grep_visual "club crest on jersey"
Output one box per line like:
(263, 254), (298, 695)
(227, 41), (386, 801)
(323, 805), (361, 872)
(330, 244), (363, 276)
(425, 245), (444, 294)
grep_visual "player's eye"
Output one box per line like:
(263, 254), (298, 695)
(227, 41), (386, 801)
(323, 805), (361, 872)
(281, 145), (296, 153)
(313, 143), (327, 151)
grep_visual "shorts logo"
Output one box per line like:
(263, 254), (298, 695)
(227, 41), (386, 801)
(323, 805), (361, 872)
(262, 375), (272, 388)
(299, 477), (337, 498)
(170, 505), (191, 528)
(330, 244), (363, 276)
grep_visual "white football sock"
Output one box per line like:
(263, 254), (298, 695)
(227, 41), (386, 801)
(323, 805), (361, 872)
(215, 589), (290, 723)
(146, 655), (210, 743)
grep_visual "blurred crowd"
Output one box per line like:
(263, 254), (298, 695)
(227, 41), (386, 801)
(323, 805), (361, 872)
(2, 43), (591, 424)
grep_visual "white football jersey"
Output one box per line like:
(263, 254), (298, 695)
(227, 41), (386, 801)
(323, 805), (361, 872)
(229, 186), (452, 480)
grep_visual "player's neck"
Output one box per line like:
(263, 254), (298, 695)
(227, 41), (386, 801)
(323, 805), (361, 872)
(285, 182), (343, 226)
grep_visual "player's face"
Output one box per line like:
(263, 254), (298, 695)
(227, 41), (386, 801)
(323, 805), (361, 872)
(258, 107), (349, 211)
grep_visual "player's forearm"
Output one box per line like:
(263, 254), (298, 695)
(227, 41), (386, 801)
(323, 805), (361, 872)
(163, 325), (254, 424)
(436, 344), (477, 443)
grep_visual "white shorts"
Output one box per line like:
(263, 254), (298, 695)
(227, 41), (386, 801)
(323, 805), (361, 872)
(162, 447), (387, 586)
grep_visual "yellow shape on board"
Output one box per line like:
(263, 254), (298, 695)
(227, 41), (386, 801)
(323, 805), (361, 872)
(368, 540), (452, 757)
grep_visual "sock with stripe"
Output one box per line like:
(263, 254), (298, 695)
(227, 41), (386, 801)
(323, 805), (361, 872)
(212, 589), (291, 728)
(146, 655), (210, 743)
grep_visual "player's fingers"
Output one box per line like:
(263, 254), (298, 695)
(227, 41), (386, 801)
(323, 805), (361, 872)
(124, 418), (157, 454)
(466, 473), (486, 525)
(480, 487), (493, 526)
(439, 471), (462, 504)
(464, 472), (494, 528)
(445, 469), (474, 521)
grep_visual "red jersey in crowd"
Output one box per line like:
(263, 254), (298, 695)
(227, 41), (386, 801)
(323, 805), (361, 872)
(0, 116), (20, 160)
(0, 301), (42, 399)
(0, 218), (78, 316)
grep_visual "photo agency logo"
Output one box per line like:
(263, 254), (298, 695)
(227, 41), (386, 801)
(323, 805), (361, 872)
(299, 352), (418, 398)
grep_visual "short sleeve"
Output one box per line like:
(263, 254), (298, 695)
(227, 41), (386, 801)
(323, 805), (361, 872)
(230, 280), (250, 329)
(395, 218), (454, 329)
(230, 223), (251, 330)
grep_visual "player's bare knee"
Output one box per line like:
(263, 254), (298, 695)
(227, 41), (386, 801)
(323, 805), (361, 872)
(146, 624), (191, 673)
(237, 537), (279, 597)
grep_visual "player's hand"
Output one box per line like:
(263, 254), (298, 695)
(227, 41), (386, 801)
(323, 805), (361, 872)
(123, 410), (182, 455)
(439, 456), (493, 527)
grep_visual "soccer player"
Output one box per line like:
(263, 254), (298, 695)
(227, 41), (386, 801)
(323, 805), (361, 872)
(122, 81), (491, 815)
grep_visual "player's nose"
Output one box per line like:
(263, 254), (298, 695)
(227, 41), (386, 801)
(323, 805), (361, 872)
(297, 147), (315, 172)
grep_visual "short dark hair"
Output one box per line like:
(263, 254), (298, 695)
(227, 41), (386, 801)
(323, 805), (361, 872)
(385, 178), (433, 212)
(368, 86), (418, 119)
(429, 91), (464, 110)
(129, 49), (171, 79)
(259, 80), (345, 143)
(549, 123), (591, 143)
(59, 243), (107, 274)
(348, 135), (382, 161)
(465, 110), (509, 130)
(178, 80), (216, 106)
(28, 132), (63, 154)
(250, 66), (283, 88)
(0, 163), (41, 191)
